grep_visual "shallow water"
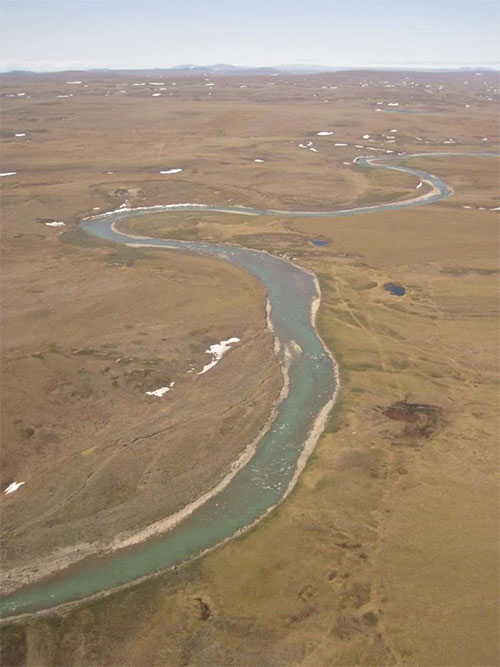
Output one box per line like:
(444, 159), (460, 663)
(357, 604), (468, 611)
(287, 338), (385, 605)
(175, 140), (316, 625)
(1, 153), (494, 618)
(384, 283), (406, 296)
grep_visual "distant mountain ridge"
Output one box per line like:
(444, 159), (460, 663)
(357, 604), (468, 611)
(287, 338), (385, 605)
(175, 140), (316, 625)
(2, 63), (498, 76)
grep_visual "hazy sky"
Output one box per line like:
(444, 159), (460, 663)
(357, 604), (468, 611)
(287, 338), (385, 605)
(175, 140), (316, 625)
(1, 0), (498, 72)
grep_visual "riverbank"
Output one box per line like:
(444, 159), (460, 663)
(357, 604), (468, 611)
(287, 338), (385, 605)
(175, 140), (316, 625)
(0, 152), (481, 618)
(1, 69), (498, 665)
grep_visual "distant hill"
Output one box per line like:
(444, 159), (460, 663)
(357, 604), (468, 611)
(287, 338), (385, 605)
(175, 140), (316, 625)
(164, 64), (283, 75)
(1, 63), (498, 76)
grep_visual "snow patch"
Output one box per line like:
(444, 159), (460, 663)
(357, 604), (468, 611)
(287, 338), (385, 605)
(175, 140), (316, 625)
(45, 221), (66, 227)
(160, 168), (183, 174)
(316, 131), (334, 136)
(197, 337), (240, 375)
(4, 481), (25, 495)
(146, 381), (175, 398)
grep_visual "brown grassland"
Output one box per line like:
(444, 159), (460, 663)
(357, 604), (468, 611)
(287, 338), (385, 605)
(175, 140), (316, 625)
(1, 70), (499, 666)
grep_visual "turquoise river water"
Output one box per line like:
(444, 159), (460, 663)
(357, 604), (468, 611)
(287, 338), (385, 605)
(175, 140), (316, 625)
(1, 153), (494, 618)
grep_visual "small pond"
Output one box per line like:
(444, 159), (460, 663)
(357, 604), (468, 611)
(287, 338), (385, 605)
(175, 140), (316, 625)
(384, 282), (406, 296)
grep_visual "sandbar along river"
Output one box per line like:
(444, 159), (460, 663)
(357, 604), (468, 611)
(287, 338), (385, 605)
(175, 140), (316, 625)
(2, 153), (489, 618)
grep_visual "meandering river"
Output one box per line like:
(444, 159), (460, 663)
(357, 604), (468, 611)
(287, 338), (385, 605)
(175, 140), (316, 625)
(1, 153), (493, 618)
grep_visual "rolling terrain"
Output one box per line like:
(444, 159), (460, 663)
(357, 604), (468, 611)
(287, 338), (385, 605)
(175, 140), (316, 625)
(1, 69), (498, 666)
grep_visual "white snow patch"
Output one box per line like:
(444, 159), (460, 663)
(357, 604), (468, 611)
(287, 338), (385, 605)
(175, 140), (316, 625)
(387, 102), (399, 106)
(254, 159), (264, 162)
(15, 133), (26, 137)
(66, 81), (82, 84)
(334, 143), (348, 146)
(416, 182), (423, 189)
(45, 221), (65, 227)
(160, 168), (183, 174)
(0, 172), (17, 177)
(197, 337), (240, 375)
(152, 93), (162, 97)
(4, 481), (25, 495)
(146, 381), (175, 398)
(316, 131), (334, 136)
(362, 134), (370, 139)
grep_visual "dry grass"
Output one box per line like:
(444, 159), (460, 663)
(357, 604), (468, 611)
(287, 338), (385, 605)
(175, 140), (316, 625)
(1, 70), (498, 666)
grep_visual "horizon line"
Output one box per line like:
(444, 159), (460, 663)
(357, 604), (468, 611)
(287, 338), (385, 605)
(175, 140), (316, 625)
(2, 63), (499, 75)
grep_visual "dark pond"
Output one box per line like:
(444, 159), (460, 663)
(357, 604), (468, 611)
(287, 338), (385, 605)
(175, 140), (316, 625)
(384, 282), (406, 296)
(311, 239), (329, 246)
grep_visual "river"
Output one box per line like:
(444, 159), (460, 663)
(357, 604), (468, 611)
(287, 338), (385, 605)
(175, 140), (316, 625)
(0, 153), (493, 619)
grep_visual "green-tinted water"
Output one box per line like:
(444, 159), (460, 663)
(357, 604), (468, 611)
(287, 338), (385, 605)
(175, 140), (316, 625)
(1, 153), (493, 618)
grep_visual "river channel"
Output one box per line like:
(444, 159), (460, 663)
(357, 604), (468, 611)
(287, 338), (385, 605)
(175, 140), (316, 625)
(1, 153), (492, 618)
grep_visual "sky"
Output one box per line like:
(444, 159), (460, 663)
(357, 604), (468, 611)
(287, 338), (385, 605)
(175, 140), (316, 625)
(1, 0), (499, 72)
